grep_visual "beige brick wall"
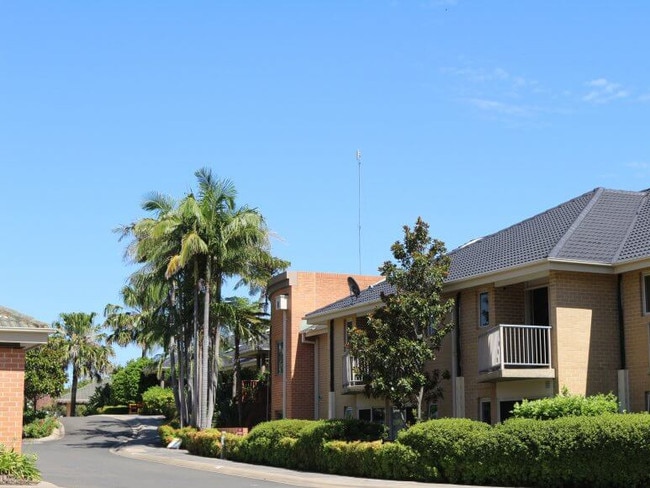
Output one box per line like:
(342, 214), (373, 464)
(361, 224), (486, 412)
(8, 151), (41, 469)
(551, 271), (619, 396)
(0, 347), (25, 452)
(621, 270), (650, 411)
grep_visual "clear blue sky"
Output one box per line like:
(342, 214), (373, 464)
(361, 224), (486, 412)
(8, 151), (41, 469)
(2, 1), (649, 365)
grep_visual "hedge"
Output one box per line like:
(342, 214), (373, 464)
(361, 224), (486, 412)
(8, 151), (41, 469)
(157, 414), (650, 487)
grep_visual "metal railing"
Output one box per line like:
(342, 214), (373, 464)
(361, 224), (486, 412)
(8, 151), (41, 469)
(343, 352), (366, 388)
(478, 324), (552, 373)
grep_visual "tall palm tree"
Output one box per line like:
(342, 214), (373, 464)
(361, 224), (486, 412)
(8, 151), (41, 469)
(119, 168), (289, 429)
(220, 296), (269, 425)
(103, 278), (168, 358)
(54, 312), (113, 416)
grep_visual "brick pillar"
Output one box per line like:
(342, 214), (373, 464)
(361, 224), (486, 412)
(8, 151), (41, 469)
(0, 347), (26, 452)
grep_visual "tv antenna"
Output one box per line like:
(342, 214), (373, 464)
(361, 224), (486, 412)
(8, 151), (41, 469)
(356, 149), (362, 275)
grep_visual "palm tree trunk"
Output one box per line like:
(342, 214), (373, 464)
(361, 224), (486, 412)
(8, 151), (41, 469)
(234, 328), (242, 426)
(200, 259), (211, 429)
(70, 366), (79, 417)
(192, 261), (200, 427)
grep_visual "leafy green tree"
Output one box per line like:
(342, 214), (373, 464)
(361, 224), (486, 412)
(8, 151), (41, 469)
(54, 312), (114, 416)
(348, 217), (454, 434)
(110, 357), (158, 405)
(24, 336), (67, 410)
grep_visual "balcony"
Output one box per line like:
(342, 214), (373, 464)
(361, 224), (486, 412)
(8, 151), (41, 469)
(478, 324), (555, 382)
(342, 352), (366, 393)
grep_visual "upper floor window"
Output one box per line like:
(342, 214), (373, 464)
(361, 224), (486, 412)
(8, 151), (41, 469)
(276, 340), (284, 374)
(479, 292), (490, 327)
(644, 275), (650, 314)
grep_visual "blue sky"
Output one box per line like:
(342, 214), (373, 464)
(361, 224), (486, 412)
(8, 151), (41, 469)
(2, 1), (649, 365)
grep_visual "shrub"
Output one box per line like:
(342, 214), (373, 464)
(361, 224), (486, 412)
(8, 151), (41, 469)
(237, 419), (312, 466)
(23, 416), (59, 439)
(396, 418), (491, 483)
(289, 419), (387, 471)
(0, 446), (40, 483)
(98, 405), (129, 415)
(512, 390), (619, 420)
(110, 358), (158, 405)
(185, 429), (222, 457)
(141, 386), (176, 419)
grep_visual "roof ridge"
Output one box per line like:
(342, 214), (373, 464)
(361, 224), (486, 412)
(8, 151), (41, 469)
(613, 190), (650, 262)
(549, 188), (604, 259)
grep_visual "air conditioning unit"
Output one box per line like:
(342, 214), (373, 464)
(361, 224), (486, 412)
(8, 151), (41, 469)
(275, 294), (289, 311)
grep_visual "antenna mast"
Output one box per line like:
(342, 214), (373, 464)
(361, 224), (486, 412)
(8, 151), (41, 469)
(356, 149), (362, 275)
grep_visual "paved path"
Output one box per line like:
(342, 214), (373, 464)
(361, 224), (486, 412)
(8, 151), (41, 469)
(19, 415), (489, 488)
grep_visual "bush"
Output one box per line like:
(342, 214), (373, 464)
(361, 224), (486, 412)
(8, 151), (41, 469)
(0, 446), (40, 483)
(141, 386), (176, 419)
(98, 405), (129, 415)
(23, 416), (59, 439)
(157, 424), (197, 448)
(512, 390), (619, 420)
(185, 429), (222, 457)
(237, 419), (312, 466)
(396, 418), (490, 483)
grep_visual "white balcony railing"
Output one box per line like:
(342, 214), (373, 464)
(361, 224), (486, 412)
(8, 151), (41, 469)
(343, 352), (366, 389)
(478, 324), (552, 373)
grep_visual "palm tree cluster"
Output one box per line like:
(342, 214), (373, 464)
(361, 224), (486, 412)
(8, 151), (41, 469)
(115, 168), (289, 429)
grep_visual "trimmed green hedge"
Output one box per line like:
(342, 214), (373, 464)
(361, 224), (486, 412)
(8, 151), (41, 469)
(157, 415), (650, 487)
(512, 391), (619, 420)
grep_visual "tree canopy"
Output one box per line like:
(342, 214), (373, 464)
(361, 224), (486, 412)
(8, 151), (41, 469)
(347, 217), (454, 430)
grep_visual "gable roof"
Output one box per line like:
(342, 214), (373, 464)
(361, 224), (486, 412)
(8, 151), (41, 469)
(0, 306), (50, 330)
(305, 187), (650, 321)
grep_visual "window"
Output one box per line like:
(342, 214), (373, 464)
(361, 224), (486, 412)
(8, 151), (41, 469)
(358, 407), (385, 423)
(276, 341), (284, 374)
(344, 406), (353, 419)
(479, 292), (490, 327)
(480, 398), (491, 424)
(644, 275), (650, 314)
(344, 319), (353, 348)
(428, 403), (439, 420)
(646, 392), (650, 412)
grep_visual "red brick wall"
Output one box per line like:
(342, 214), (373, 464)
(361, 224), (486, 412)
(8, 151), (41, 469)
(0, 347), (26, 452)
(269, 272), (380, 419)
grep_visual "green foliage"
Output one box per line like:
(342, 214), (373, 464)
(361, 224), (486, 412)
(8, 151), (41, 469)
(98, 405), (129, 414)
(85, 382), (113, 415)
(347, 218), (454, 418)
(0, 446), (40, 483)
(22, 416), (59, 439)
(141, 386), (176, 418)
(24, 336), (67, 407)
(396, 418), (491, 483)
(157, 424), (197, 447)
(110, 357), (158, 405)
(237, 419), (312, 465)
(323, 440), (427, 481)
(512, 390), (619, 419)
(185, 429), (222, 457)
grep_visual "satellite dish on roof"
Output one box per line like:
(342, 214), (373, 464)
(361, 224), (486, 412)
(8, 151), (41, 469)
(347, 276), (361, 298)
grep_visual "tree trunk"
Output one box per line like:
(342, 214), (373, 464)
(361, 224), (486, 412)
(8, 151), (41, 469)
(191, 260), (200, 428)
(70, 366), (79, 417)
(234, 327), (242, 426)
(200, 259), (211, 429)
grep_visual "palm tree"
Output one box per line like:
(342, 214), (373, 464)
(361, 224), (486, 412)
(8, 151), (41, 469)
(119, 168), (289, 429)
(220, 296), (269, 425)
(104, 278), (168, 358)
(54, 312), (114, 416)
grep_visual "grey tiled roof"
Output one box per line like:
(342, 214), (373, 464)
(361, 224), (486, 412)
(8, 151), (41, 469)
(305, 187), (650, 317)
(58, 380), (108, 403)
(447, 187), (650, 281)
(305, 280), (395, 317)
(0, 306), (50, 329)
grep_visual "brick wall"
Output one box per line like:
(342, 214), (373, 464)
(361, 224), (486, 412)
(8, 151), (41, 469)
(0, 347), (26, 452)
(551, 271), (619, 397)
(621, 269), (650, 411)
(269, 272), (380, 419)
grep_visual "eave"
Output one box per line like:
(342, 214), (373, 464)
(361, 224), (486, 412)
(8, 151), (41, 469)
(0, 327), (54, 350)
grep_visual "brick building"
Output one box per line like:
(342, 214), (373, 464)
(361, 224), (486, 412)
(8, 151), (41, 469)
(0, 306), (52, 451)
(266, 272), (380, 419)
(272, 188), (650, 425)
